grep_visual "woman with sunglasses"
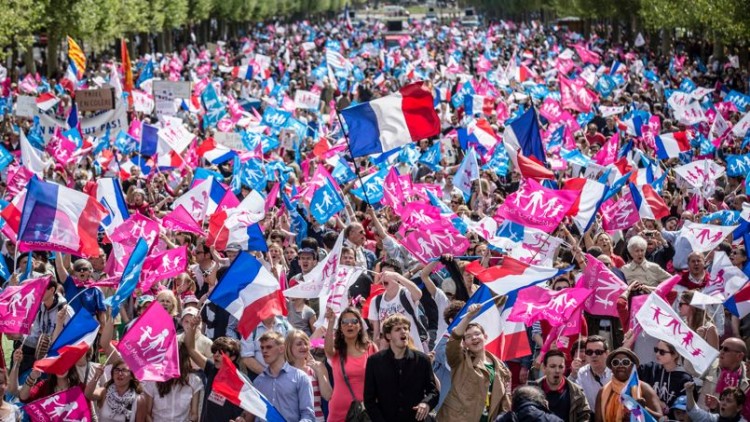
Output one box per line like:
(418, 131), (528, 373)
(84, 360), (146, 422)
(637, 341), (693, 419)
(324, 306), (377, 422)
(594, 348), (662, 422)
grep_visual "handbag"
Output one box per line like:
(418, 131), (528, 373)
(340, 355), (370, 422)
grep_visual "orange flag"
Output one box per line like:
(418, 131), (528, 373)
(121, 39), (134, 107)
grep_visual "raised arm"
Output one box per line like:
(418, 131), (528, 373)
(183, 315), (207, 370)
(382, 271), (422, 302)
(55, 252), (70, 283)
(419, 260), (441, 298)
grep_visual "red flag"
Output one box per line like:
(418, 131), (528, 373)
(121, 39), (134, 107)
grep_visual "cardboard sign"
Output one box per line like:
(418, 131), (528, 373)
(75, 87), (115, 112)
(214, 131), (245, 151)
(153, 80), (191, 99)
(15, 95), (36, 118)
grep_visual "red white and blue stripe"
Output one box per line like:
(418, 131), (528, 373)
(213, 354), (285, 422)
(18, 177), (107, 258)
(197, 137), (237, 165)
(34, 309), (99, 376)
(630, 183), (670, 220)
(472, 256), (570, 296)
(95, 178), (130, 235)
(208, 253), (285, 338)
(563, 178), (608, 233)
(340, 82), (440, 157)
(655, 131), (691, 159)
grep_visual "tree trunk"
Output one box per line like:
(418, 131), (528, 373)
(713, 32), (725, 61)
(661, 29), (672, 58)
(156, 31), (166, 53)
(23, 48), (36, 75)
(46, 31), (60, 79)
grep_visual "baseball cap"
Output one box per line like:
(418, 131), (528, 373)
(671, 396), (687, 411)
(298, 247), (316, 256)
(182, 295), (199, 306)
(138, 295), (155, 307)
(226, 243), (243, 252)
(182, 307), (199, 319)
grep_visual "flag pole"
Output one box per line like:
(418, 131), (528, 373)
(334, 109), (374, 206)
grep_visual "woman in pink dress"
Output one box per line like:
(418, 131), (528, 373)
(324, 306), (378, 422)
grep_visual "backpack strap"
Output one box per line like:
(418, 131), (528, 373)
(398, 289), (427, 336)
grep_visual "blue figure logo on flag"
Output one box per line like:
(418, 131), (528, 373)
(419, 142), (442, 171)
(332, 159), (356, 185)
(240, 159), (267, 192)
(261, 107), (291, 130)
(451, 81), (475, 109)
(201, 83), (227, 128)
(310, 181), (344, 224)
(351, 168), (387, 204)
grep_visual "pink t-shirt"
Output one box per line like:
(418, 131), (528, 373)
(327, 344), (378, 422)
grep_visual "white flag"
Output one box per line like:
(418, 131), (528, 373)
(704, 251), (749, 299)
(283, 232), (344, 299)
(681, 221), (737, 253)
(635, 293), (718, 374)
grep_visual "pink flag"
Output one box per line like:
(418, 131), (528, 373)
(0, 276), (48, 335)
(110, 213), (160, 249)
(127, 118), (142, 141)
(382, 168), (406, 212)
(139, 246), (188, 291)
(576, 254), (627, 317)
(116, 301), (179, 382)
(559, 76), (597, 113)
(6, 165), (34, 199)
(600, 196), (640, 231)
(19, 74), (38, 94)
(508, 286), (592, 327)
(573, 44), (601, 65)
(217, 190), (240, 213)
(539, 98), (564, 123)
(401, 203), (442, 229)
(495, 178), (579, 233)
(24, 386), (92, 422)
(104, 242), (134, 277)
(401, 221), (469, 264)
(46, 129), (78, 165)
(162, 205), (205, 236)
(265, 183), (280, 212)
(594, 133), (619, 166)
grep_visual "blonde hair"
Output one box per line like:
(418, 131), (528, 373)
(284, 330), (310, 364)
(156, 289), (180, 317)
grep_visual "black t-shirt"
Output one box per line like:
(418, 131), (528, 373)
(201, 359), (245, 422)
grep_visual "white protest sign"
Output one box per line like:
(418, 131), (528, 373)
(153, 85), (176, 117)
(635, 293), (718, 374)
(132, 90), (154, 114)
(294, 90), (321, 110)
(214, 131), (245, 151)
(159, 116), (195, 154)
(152, 80), (191, 99)
(15, 95), (36, 118)
(36, 104), (128, 141)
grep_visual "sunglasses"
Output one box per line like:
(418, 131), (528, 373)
(340, 318), (360, 326)
(654, 347), (672, 356)
(721, 346), (743, 353)
(610, 358), (632, 368)
(585, 349), (606, 356)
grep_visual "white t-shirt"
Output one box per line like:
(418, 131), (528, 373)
(368, 286), (426, 352)
(433, 288), (451, 338)
(143, 373), (203, 421)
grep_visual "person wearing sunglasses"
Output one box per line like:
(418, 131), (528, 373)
(595, 348), (662, 422)
(699, 338), (749, 411)
(637, 341), (693, 419)
(571, 336), (611, 411)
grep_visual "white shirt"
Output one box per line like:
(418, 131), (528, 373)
(573, 364), (612, 410)
(368, 286), (426, 352)
(142, 373), (203, 421)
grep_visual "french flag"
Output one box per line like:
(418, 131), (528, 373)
(196, 137), (237, 165)
(468, 256), (570, 297)
(213, 354), (286, 422)
(466, 118), (499, 151)
(231, 65), (253, 80)
(630, 183), (670, 220)
(18, 177), (107, 258)
(95, 178), (130, 235)
(340, 82), (440, 157)
(34, 309), (99, 376)
(445, 285), (531, 361)
(208, 253), (286, 338)
(0, 188), (26, 242)
(725, 282), (750, 318)
(655, 131), (691, 159)
(464, 94), (494, 117)
(563, 178), (608, 233)
(207, 209), (268, 252)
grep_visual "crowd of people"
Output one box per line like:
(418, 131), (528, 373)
(0, 6), (747, 422)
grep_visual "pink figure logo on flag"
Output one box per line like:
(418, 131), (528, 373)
(497, 179), (578, 233)
(0, 276), (47, 335)
(402, 222), (470, 264)
(24, 386), (91, 422)
(117, 301), (179, 381)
